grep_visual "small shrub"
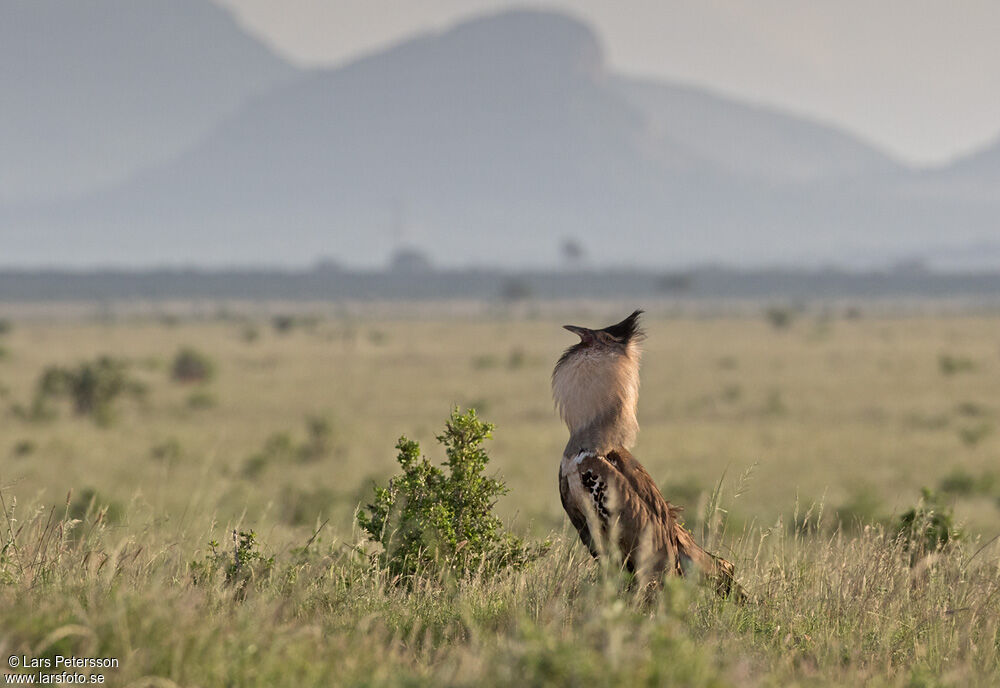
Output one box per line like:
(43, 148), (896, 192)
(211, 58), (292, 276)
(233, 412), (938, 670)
(240, 324), (260, 343)
(242, 432), (295, 477)
(720, 384), (742, 403)
(186, 390), (216, 410)
(357, 408), (545, 580)
(0, 319), (11, 336)
(939, 354), (975, 376)
(657, 272), (693, 292)
(270, 432), (295, 455)
(894, 489), (960, 560)
(190, 530), (274, 599)
(9, 398), (54, 423)
(957, 422), (992, 447)
(938, 468), (995, 497)
(170, 347), (215, 383)
(763, 389), (787, 416)
(938, 469), (976, 496)
(150, 438), (182, 463)
(507, 348), (527, 369)
(241, 418), (338, 476)
(272, 315), (296, 334)
(471, 354), (499, 370)
(955, 401), (989, 417)
(716, 356), (739, 370)
(298, 416), (333, 462)
(11, 439), (35, 457)
(34, 356), (143, 425)
(499, 278), (532, 302)
(765, 306), (795, 330)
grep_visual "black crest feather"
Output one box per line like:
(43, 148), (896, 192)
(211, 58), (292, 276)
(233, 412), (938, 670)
(601, 310), (644, 343)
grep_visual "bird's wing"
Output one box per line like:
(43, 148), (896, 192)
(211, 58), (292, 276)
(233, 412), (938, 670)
(571, 448), (744, 597)
(563, 452), (677, 578)
(605, 448), (682, 525)
(609, 448), (743, 597)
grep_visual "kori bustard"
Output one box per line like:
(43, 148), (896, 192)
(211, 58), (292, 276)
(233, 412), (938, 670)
(553, 310), (738, 594)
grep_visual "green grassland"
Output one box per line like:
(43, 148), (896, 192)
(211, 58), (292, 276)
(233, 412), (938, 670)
(1, 303), (999, 686)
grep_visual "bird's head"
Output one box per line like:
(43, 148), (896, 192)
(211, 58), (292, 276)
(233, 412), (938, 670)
(552, 310), (644, 446)
(560, 309), (644, 353)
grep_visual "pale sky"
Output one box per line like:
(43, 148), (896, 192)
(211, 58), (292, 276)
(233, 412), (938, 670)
(216, 0), (1000, 167)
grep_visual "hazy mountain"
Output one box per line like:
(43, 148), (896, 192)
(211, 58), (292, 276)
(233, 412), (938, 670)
(3, 8), (998, 268)
(894, 135), (1000, 204)
(942, 136), (1000, 184)
(612, 77), (902, 185)
(0, 0), (299, 203)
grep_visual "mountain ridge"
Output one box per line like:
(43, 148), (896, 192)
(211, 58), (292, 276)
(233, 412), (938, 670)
(2, 7), (998, 268)
(0, 0), (300, 203)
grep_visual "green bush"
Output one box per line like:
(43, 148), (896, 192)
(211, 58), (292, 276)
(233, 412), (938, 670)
(170, 347), (215, 383)
(150, 437), (183, 463)
(240, 323), (260, 343)
(298, 415), (333, 461)
(938, 468), (995, 497)
(240, 417), (334, 477)
(186, 390), (216, 410)
(764, 306), (795, 329)
(939, 354), (975, 376)
(242, 432), (295, 478)
(272, 315), (296, 334)
(190, 530), (274, 600)
(894, 489), (961, 561)
(957, 421), (992, 447)
(357, 408), (545, 580)
(34, 356), (143, 425)
(11, 439), (35, 457)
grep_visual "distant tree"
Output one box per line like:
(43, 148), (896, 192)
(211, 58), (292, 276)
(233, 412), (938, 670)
(500, 278), (533, 302)
(272, 315), (296, 334)
(657, 272), (693, 293)
(560, 238), (585, 265)
(311, 257), (342, 274)
(35, 356), (144, 425)
(389, 247), (432, 273)
(170, 347), (215, 383)
(765, 306), (795, 330)
(890, 259), (930, 275)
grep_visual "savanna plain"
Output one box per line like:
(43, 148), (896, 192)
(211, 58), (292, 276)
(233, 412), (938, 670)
(1, 301), (999, 687)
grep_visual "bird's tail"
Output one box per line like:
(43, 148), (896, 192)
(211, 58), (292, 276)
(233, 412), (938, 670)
(673, 522), (745, 601)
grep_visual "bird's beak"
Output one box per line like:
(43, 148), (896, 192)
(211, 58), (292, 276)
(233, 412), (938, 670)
(563, 325), (595, 344)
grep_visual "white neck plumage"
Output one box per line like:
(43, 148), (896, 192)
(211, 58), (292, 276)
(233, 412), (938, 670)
(552, 342), (641, 456)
